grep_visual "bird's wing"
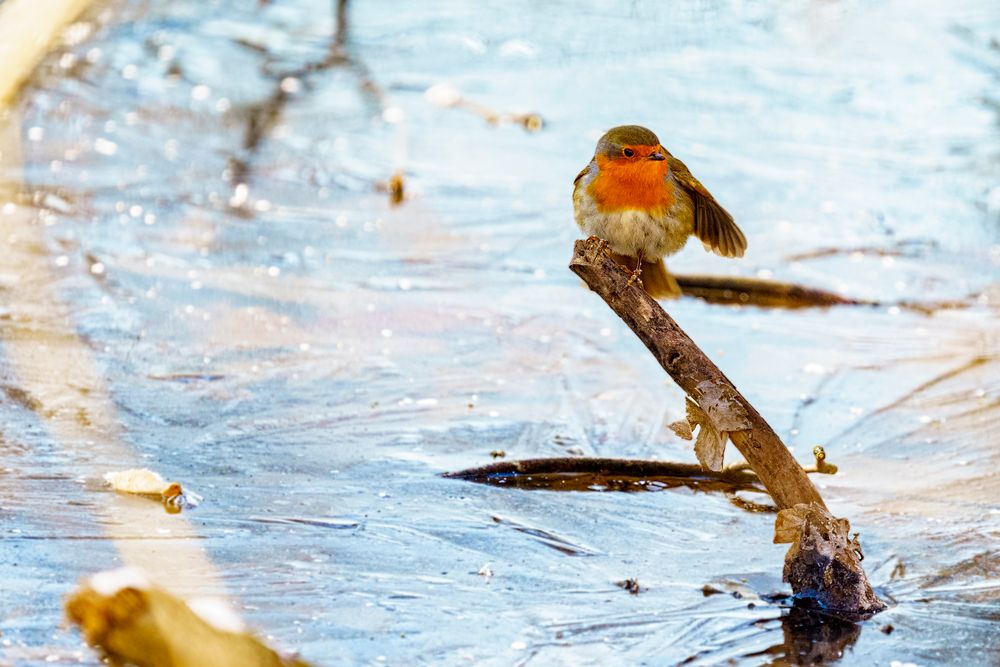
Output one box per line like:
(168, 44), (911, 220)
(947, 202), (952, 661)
(667, 153), (747, 258)
(573, 161), (594, 187)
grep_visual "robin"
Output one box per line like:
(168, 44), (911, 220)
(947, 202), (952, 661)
(573, 125), (746, 298)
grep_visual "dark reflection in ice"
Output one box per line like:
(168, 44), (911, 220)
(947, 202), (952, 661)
(0, 0), (998, 664)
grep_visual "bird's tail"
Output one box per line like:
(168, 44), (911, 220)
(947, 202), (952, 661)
(610, 252), (682, 300)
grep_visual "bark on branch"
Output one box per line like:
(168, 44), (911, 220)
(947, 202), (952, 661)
(570, 237), (824, 510)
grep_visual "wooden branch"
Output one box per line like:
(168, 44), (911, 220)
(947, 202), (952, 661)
(570, 237), (824, 511)
(568, 237), (886, 613)
(674, 274), (873, 309)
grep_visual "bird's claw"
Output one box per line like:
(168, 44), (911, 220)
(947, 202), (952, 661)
(586, 235), (611, 256)
(624, 266), (643, 290)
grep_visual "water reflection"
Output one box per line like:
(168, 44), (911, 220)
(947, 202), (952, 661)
(746, 603), (863, 666)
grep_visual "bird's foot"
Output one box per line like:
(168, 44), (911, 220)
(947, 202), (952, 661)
(624, 266), (644, 290)
(586, 235), (611, 256)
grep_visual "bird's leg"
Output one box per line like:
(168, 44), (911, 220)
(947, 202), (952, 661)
(624, 250), (644, 289)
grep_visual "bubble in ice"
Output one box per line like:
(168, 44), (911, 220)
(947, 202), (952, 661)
(94, 138), (118, 155)
(382, 106), (405, 124)
(425, 83), (461, 108)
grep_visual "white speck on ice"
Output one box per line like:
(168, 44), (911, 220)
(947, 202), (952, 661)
(382, 106), (405, 124)
(94, 138), (118, 155)
(425, 83), (461, 108)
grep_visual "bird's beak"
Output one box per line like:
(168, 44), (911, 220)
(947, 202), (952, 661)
(648, 151), (666, 161)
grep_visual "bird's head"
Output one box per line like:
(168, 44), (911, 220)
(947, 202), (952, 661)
(594, 125), (666, 166)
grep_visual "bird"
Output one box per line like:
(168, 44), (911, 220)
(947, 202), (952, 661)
(572, 125), (746, 298)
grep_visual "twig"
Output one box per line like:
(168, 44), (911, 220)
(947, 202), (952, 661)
(570, 238), (824, 510)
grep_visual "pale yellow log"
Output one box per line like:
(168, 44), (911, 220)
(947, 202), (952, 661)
(0, 0), (98, 106)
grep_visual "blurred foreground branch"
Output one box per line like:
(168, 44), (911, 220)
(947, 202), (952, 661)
(66, 569), (311, 667)
(0, 0), (99, 106)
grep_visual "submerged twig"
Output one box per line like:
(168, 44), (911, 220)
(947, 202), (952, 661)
(443, 457), (762, 494)
(674, 274), (872, 309)
(229, 0), (385, 191)
(424, 83), (543, 132)
(444, 447), (839, 506)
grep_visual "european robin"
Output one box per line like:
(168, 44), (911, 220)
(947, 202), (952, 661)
(573, 125), (746, 298)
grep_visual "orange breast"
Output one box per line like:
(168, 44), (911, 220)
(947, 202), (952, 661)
(588, 155), (672, 213)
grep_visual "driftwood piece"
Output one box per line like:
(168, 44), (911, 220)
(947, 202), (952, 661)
(570, 238), (824, 510)
(66, 569), (311, 667)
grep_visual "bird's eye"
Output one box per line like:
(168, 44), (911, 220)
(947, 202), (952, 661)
(623, 148), (635, 157)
